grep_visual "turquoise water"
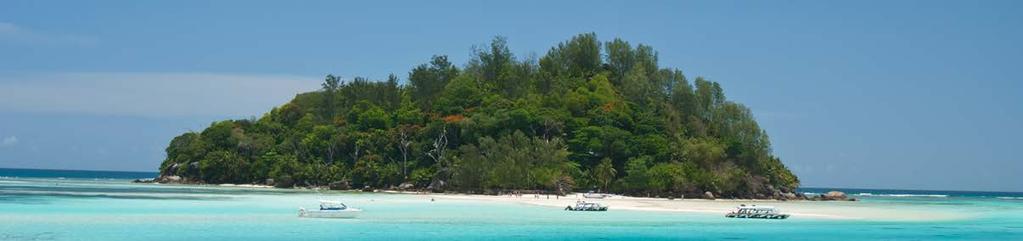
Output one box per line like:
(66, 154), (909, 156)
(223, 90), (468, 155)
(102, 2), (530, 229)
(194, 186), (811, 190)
(1, 171), (1022, 240)
(0, 168), (157, 180)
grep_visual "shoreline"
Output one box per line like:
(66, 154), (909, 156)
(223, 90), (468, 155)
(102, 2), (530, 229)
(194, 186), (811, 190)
(144, 178), (816, 201)
(422, 192), (971, 221)
(149, 182), (968, 222)
(131, 181), (973, 222)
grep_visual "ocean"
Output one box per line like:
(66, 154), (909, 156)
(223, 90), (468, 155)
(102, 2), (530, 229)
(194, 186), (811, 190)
(0, 168), (1021, 240)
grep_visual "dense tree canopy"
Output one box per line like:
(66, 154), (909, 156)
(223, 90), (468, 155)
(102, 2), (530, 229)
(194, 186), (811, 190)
(158, 33), (799, 198)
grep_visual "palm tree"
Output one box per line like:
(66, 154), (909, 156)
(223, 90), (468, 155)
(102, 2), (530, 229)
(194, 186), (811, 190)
(593, 158), (616, 193)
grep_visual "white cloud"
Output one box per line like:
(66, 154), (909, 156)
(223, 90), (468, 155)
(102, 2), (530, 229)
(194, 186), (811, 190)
(1, 136), (17, 146)
(0, 72), (321, 117)
(0, 22), (18, 34)
(0, 22), (98, 46)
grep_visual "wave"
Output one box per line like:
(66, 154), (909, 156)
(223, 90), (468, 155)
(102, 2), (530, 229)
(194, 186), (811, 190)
(854, 193), (949, 198)
(997, 197), (1023, 200)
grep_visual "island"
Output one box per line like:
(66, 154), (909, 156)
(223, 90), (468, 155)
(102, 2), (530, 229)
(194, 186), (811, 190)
(155, 33), (801, 200)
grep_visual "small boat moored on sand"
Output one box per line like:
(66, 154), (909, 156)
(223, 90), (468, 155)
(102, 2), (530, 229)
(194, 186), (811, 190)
(725, 204), (789, 219)
(582, 191), (613, 199)
(565, 201), (608, 211)
(299, 200), (362, 218)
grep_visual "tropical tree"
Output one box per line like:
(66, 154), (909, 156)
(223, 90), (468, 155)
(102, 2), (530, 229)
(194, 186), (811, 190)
(593, 158), (616, 192)
(156, 33), (800, 198)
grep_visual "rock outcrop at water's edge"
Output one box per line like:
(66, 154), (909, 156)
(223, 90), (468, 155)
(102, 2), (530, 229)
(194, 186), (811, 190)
(825, 191), (847, 200)
(131, 178), (154, 183)
(807, 191), (856, 201)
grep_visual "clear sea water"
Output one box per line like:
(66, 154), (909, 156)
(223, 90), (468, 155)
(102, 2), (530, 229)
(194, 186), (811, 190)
(1, 168), (1021, 240)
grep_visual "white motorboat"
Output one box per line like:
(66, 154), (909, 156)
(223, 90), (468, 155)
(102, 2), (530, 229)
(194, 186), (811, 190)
(299, 200), (362, 218)
(725, 204), (789, 219)
(565, 201), (608, 211)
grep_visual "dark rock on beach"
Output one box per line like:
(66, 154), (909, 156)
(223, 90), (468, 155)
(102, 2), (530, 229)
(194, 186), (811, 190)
(428, 179), (447, 193)
(273, 176), (295, 188)
(703, 191), (716, 199)
(329, 180), (350, 190)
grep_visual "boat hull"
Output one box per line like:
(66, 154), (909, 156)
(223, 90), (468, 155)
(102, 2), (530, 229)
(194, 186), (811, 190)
(299, 208), (361, 218)
(565, 206), (608, 211)
(725, 213), (789, 219)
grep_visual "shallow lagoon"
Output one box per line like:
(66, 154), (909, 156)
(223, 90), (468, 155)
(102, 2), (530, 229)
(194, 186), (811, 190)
(1, 178), (1022, 241)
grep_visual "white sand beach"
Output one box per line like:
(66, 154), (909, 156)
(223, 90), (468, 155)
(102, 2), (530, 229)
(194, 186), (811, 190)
(165, 186), (971, 221)
(425, 193), (971, 221)
(216, 183), (274, 188)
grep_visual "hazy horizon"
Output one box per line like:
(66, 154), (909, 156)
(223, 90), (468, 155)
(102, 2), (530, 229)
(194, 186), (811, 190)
(1, 0), (1020, 192)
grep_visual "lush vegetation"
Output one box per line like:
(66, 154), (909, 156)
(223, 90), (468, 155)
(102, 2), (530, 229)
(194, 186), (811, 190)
(158, 33), (799, 198)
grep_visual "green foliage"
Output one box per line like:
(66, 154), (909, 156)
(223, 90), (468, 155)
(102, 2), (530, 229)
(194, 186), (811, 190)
(435, 74), (484, 115)
(199, 150), (248, 184)
(353, 103), (391, 130)
(647, 162), (687, 196)
(448, 131), (578, 193)
(410, 55), (459, 111)
(157, 33), (799, 197)
(593, 158), (617, 192)
(619, 156), (650, 192)
(541, 32), (602, 79)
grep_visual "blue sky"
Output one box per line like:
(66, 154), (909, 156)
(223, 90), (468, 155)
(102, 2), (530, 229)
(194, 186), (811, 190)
(1, 0), (1020, 192)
